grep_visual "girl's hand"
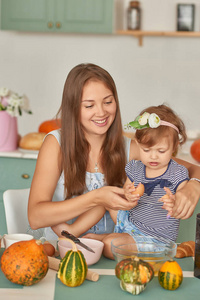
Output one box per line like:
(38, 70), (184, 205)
(124, 183), (140, 207)
(159, 187), (175, 218)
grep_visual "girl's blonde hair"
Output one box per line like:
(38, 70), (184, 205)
(57, 63), (126, 199)
(135, 104), (187, 152)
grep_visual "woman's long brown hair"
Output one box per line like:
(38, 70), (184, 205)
(57, 63), (126, 199)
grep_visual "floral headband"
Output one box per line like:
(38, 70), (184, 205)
(127, 112), (179, 133)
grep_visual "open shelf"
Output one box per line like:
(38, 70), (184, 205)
(117, 30), (200, 46)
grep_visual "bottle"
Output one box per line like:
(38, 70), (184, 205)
(127, 1), (141, 30)
(194, 213), (200, 278)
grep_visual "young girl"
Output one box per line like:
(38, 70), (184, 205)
(57, 105), (189, 254)
(28, 63), (200, 242)
(114, 105), (189, 244)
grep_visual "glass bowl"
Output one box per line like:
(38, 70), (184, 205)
(111, 235), (177, 275)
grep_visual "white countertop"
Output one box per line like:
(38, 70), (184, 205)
(0, 146), (199, 165)
(0, 148), (38, 159)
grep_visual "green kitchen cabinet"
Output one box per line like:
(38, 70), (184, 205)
(0, 157), (37, 235)
(1, 0), (113, 33)
(177, 200), (200, 243)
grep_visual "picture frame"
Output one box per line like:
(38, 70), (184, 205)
(177, 4), (195, 31)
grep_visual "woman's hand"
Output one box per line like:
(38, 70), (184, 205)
(95, 186), (138, 211)
(170, 180), (200, 219)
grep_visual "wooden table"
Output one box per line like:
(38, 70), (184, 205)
(0, 248), (199, 300)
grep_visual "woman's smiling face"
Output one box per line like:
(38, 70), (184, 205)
(80, 80), (117, 138)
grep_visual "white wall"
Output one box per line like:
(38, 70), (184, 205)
(0, 0), (200, 137)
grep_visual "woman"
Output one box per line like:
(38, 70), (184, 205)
(28, 63), (200, 240)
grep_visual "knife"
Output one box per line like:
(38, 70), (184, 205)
(61, 230), (95, 253)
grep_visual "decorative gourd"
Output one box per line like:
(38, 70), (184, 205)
(38, 119), (61, 134)
(115, 257), (154, 295)
(158, 259), (183, 290)
(58, 238), (88, 287)
(115, 258), (133, 279)
(0, 239), (49, 286)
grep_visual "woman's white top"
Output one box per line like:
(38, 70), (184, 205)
(44, 130), (131, 240)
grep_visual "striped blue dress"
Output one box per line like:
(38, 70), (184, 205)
(115, 159), (189, 242)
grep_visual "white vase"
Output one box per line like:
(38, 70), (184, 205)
(0, 111), (18, 151)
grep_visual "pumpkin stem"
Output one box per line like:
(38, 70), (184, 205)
(59, 237), (78, 252)
(166, 255), (173, 261)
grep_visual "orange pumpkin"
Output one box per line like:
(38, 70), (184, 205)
(38, 119), (61, 134)
(1, 239), (49, 286)
(190, 139), (200, 162)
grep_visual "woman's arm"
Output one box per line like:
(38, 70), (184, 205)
(170, 157), (200, 219)
(51, 206), (106, 238)
(28, 135), (136, 230)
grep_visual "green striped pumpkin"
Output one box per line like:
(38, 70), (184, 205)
(58, 239), (88, 287)
(158, 260), (183, 290)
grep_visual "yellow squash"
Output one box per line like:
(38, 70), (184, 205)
(158, 260), (183, 290)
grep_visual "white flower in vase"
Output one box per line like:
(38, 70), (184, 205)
(0, 87), (32, 117)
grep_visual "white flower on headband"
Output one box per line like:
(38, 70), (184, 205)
(127, 112), (161, 130)
(126, 112), (179, 134)
(148, 113), (160, 128)
(138, 112), (150, 126)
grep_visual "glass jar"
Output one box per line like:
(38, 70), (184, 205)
(127, 1), (141, 30)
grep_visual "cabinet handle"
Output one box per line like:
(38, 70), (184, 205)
(48, 22), (54, 28)
(21, 174), (30, 179)
(56, 22), (61, 28)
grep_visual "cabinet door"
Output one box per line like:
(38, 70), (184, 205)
(0, 157), (36, 235)
(56, 0), (113, 33)
(1, 0), (113, 33)
(0, 157), (36, 191)
(1, 0), (54, 32)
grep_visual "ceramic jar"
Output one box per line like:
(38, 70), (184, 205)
(0, 111), (18, 151)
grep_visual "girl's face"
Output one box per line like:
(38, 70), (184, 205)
(80, 80), (117, 138)
(138, 136), (174, 176)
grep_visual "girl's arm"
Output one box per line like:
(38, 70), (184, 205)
(108, 177), (141, 225)
(28, 135), (134, 230)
